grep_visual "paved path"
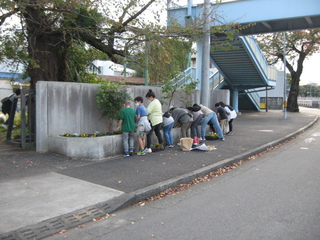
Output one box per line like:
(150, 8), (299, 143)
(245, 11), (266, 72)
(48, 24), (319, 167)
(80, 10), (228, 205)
(46, 108), (320, 240)
(0, 108), (318, 240)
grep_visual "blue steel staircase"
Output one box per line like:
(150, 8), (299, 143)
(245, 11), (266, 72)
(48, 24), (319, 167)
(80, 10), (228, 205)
(210, 35), (277, 111)
(167, 0), (320, 111)
(174, 35), (277, 111)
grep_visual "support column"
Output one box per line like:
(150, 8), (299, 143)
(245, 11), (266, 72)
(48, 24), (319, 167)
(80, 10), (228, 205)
(232, 88), (239, 112)
(196, 41), (203, 89)
(200, 0), (211, 107)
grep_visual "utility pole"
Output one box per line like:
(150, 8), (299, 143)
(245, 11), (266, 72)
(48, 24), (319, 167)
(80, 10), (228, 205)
(200, 0), (211, 106)
(283, 32), (287, 120)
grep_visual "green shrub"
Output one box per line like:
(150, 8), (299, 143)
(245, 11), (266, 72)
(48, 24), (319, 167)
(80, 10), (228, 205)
(96, 81), (132, 121)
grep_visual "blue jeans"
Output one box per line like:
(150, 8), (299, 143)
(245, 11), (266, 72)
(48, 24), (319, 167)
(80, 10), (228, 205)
(122, 131), (134, 153)
(163, 122), (174, 145)
(201, 112), (224, 138)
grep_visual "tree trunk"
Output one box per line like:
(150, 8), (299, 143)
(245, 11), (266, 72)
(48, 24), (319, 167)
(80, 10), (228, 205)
(287, 74), (300, 112)
(23, 4), (69, 89)
(284, 51), (306, 112)
(23, 2), (70, 136)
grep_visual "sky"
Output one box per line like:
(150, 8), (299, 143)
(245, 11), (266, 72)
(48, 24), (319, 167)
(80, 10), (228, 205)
(3, 0), (319, 86)
(300, 53), (320, 85)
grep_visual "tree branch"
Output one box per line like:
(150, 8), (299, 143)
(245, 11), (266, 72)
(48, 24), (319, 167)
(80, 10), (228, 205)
(0, 8), (19, 26)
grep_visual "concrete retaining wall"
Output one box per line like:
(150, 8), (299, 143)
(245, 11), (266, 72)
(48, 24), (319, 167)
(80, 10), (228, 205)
(47, 128), (183, 160)
(36, 81), (229, 159)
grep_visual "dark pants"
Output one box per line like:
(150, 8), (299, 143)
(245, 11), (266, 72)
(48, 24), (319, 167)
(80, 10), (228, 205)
(146, 123), (163, 148)
(1, 101), (12, 125)
(190, 115), (203, 137)
(229, 119), (234, 132)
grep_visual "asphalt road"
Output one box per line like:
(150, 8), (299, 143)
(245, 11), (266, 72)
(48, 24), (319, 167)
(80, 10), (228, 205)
(45, 108), (320, 240)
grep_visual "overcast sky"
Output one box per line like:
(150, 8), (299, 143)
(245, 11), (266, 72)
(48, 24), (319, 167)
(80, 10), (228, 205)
(300, 53), (320, 85)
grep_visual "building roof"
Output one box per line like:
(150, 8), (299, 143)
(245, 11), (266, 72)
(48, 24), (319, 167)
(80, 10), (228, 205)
(0, 72), (30, 83)
(98, 75), (145, 85)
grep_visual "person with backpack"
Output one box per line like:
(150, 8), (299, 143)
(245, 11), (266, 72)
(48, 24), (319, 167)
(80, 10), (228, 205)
(219, 101), (237, 135)
(134, 96), (151, 156)
(1, 89), (21, 129)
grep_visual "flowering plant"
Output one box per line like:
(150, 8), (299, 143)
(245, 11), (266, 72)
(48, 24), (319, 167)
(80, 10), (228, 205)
(151, 143), (165, 151)
(61, 130), (122, 137)
(205, 133), (219, 140)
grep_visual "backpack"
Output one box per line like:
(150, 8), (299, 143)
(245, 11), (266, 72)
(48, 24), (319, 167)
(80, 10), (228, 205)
(163, 111), (171, 118)
(1, 97), (9, 104)
(227, 105), (234, 111)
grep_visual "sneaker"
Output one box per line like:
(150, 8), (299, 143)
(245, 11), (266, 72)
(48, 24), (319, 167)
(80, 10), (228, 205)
(123, 152), (130, 157)
(226, 131), (233, 135)
(144, 148), (152, 153)
(2, 124), (8, 129)
(220, 138), (225, 141)
(168, 144), (174, 148)
(201, 137), (206, 141)
(129, 148), (134, 155)
(137, 150), (146, 156)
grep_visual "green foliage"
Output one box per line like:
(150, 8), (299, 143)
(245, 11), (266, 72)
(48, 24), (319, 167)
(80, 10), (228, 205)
(96, 81), (132, 121)
(255, 30), (320, 112)
(66, 43), (109, 83)
(161, 74), (199, 110)
(0, 112), (22, 142)
(299, 85), (320, 97)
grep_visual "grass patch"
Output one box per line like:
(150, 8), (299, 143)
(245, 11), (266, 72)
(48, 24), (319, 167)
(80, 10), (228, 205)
(0, 112), (22, 143)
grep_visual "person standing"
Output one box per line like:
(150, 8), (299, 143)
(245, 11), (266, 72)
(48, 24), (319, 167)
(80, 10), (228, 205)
(169, 107), (193, 138)
(215, 102), (228, 134)
(162, 111), (175, 148)
(116, 100), (136, 157)
(187, 104), (203, 145)
(145, 89), (163, 153)
(219, 101), (237, 135)
(199, 104), (224, 141)
(1, 88), (21, 129)
(134, 96), (151, 156)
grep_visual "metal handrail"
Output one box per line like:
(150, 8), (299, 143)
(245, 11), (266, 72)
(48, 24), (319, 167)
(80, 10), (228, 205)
(241, 36), (277, 82)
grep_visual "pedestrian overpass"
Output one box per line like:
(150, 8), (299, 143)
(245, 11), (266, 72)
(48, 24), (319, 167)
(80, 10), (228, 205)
(167, 0), (320, 111)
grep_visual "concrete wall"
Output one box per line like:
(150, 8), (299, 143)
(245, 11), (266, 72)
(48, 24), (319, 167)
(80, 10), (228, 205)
(258, 71), (284, 98)
(36, 81), (229, 157)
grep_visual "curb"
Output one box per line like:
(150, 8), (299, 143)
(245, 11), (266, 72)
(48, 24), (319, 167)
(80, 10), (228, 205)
(1, 116), (318, 240)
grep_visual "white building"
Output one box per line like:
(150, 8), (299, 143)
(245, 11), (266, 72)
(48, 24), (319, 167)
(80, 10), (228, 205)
(91, 60), (136, 77)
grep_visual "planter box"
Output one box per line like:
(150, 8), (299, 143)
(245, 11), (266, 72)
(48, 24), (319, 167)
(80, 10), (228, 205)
(48, 135), (123, 160)
(46, 127), (211, 160)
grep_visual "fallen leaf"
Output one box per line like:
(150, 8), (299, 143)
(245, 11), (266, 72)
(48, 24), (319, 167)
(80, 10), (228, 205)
(59, 230), (68, 234)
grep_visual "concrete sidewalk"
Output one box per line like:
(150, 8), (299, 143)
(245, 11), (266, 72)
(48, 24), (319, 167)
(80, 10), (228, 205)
(0, 108), (319, 240)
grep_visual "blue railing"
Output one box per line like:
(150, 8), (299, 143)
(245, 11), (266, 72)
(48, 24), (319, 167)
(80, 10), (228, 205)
(209, 69), (225, 89)
(172, 67), (197, 86)
(245, 89), (261, 111)
(241, 36), (277, 84)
